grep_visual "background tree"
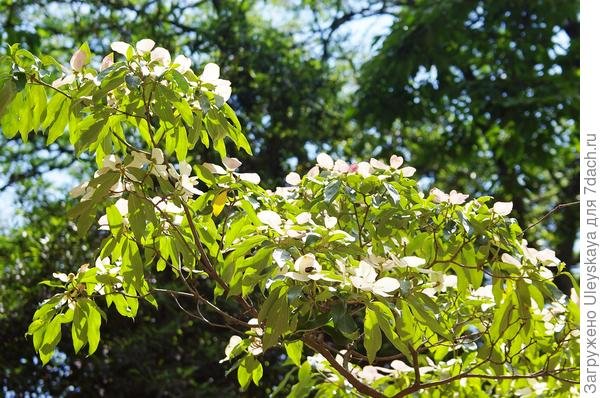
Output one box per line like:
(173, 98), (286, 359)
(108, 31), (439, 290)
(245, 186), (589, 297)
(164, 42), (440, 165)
(353, 0), (579, 292)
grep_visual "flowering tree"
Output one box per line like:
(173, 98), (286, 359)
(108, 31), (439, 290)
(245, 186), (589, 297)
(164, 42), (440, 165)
(0, 40), (579, 397)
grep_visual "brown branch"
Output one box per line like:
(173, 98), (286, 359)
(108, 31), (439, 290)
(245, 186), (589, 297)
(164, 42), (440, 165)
(303, 335), (386, 398)
(520, 201), (580, 235)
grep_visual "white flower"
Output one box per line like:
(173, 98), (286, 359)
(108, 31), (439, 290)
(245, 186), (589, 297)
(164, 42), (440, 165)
(285, 172), (301, 186)
(215, 82), (232, 104)
(399, 166), (416, 177)
(430, 188), (448, 203)
(150, 47), (171, 66)
(152, 196), (184, 214)
(324, 216), (337, 229)
(330, 159), (347, 173)
(307, 353), (327, 371)
(103, 154), (122, 170)
(177, 161), (202, 198)
(199, 62), (231, 103)
(272, 249), (292, 268)
(222, 156), (242, 171)
(94, 257), (113, 274)
(52, 73), (76, 88)
(238, 173), (261, 184)
(149, 148), (169, 179)
(536, 249), (560, 267)
(306, 166), (320, 179)
(316, 153), (334, 170)
(202, 162), (227, 175)
(448, 190), (469, 204)
(70, 181), (93, 200)
(422, 271), (457, 297)
(501, 253), (522, 268)
(382, 255), (426, 271)
(100, 53), (114, 71)
(390, 360), (414, 375)
(398, 256), (426, 268)
(285, 254), (323, 281)
(200, 63), (220, 82)
(520, 240), (560, 267)
(356, 161), (372, 177)
(204, 158), (260, 184)
(136, 39), (155, 54)
(52, 272), (70, 283)
(220, 335), (243, 363)
(430, 188), (468, 205)
(350, 261), (400, 297)
(515, 381), (547, 397)
(70, 49), (88, 72)
(110, 41), (132, 56)
(359, 366), (385, 383)
(257, 210), (282, 229)
(126, 151), (149, 169)
(174, 54), (192, 74)
(492, 201), (513, 216)
(369, 158), (388, 170)
(571, 288), (579, 305)
(296, 212), (312, 224)
(390, 155), (404, 169)
(469, 285), (495, 311)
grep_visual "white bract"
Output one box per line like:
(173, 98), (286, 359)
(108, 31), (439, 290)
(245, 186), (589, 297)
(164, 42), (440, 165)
(204, 157), (260, 184)
(381, 254), (426, 271)
(257, 210), (282, 230)
(422, 271), (458, 297)
(430, 188), (469, 205)
(350, 261), (400, 297)
(220, 335), (243, 363)
(469, 285), (495, 311)
(200, 62), (232, 104)
(70, 49), (88, 72)
(501, 253), (522, 268)
(175, 161), (203, 199)
(285, 254), (324, 281)
(285, 172), (301, 186)
(492, 201), (513, 216)
(136, 39), (155, 54)
(389, 154), (403, 169)
(316, 153), (334, 170)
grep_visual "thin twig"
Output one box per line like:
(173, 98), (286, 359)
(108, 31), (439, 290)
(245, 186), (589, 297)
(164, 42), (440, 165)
(521, 201), (580, 235)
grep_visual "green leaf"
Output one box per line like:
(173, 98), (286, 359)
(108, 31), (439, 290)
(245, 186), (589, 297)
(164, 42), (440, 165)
(363, 307), (381, 363)
(39, 317), (62, 365)
(383, 182), (400, 204)
(284, 340), (303, 367)
(287, 361), (314, 398)
(128, 194), (147, 240)
(175, 125), (188, 161)
(323, 180), (341, 202)
(85, 299), (102, 355)
(0, 80), (16, 119)
(406, 294), (453, 340)
(260, 287), (289, 350)
(45, 96), (70, 144)
(237, 355), (261, 390)
(331, 301), (359, 338)
(125, 74), (141, 90)
(490, 295), (515, 342)
(170, 70), (190, 92)
(72, 300), (87, 354)
(369, 301), (406, 353)
(75, 119), (106, 155)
